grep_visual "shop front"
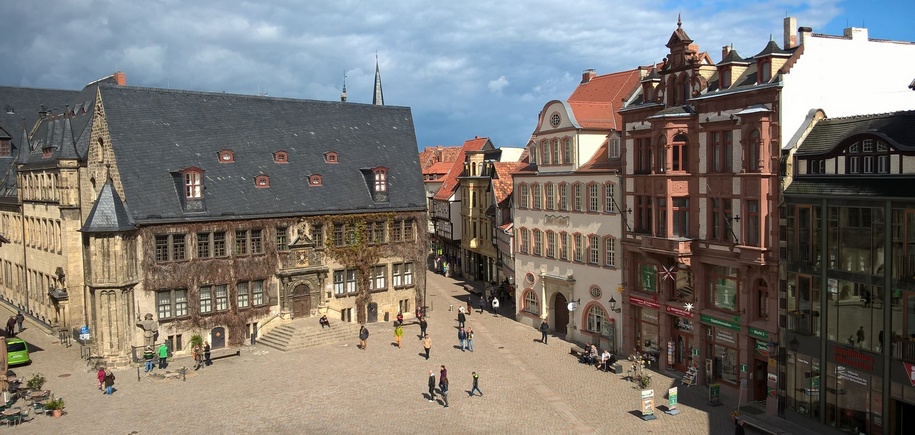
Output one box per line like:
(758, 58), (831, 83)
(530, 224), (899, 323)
(702, 314), (742, 389)
(630, 295), (660, 370)
(666, 304), (695, 373)
(749, 327), (774, 403)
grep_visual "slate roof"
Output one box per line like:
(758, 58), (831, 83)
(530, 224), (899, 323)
(567, 68), (642, 130)
(784, 178), (915, 199)
(794, 111), (915, 157)
(81, 178), (135, 232)
(54, 84), (426, 223)
(432, 137), (491, 201)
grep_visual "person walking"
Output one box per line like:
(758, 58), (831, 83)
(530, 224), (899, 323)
(204, 341), (212, 366)
(427, 370), (437, 402)
(458, 327), (467, 352)
(97, 366), (106, 392)
(193, 344), (203, 370)
(394, 323), (404, 349)
(422, 334), (432, 360)
(478, 297), (485, 314)
(396, 311), (404, 325)
(469, 371), (483, 397)
(359, 325), (369, 350)
(419, 317), (428, 339)
(15, 312), (24, 334)
(467, 328), (475, 352)
(491, 297), (500, 317)
(143, 346), (155, 373)
(103, 368), (116, 395)
(466, 299), (472, 315)
(440, 365), (448, 381)
(157, 342), (169, 369)
(457, 309), (466, 329)
(539, 318), (549, 344)
(5, 316), (15, 336)
(440, 375), (450, 408)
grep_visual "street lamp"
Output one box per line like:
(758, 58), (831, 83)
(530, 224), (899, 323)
(608, 296), (622, 313)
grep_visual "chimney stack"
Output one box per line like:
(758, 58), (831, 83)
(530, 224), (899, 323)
(114, 71), (126, 86)
(784, 17), (798, 49)
(722, 45), (732, 60)
(581, 69), (596, 84)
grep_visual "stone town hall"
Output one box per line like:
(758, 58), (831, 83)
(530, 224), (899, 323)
(0, 71), (428, 365)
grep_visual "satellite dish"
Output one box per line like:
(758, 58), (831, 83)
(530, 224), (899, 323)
(567, 301), (579, 312)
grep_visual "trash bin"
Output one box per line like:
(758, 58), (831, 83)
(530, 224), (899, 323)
(384, 312), (389, 322)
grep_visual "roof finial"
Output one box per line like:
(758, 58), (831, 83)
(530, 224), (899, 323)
(677, 12), (682, 28)
(341, 70), (348, 102)
(373, 52), (384, 106)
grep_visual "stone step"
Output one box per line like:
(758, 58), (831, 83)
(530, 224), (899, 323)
(257, 319), (368, 352)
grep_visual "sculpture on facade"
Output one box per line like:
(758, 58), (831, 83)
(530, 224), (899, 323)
(136, 313), (159, 347)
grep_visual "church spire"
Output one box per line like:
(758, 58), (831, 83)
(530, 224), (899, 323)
(372, 53), (384, 106)
(341, 71), (348, 102)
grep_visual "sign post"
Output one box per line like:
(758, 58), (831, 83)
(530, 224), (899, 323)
(708, 383), (722, 406)
(666, 387), (680, 415)
(640, 389), (656, 421)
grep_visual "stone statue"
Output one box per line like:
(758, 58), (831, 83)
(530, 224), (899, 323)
(136, 313), (159, 347)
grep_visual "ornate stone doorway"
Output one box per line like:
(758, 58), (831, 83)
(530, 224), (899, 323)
(292, 284), (312, 318)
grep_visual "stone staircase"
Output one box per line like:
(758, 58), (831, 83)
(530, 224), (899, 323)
(256, 318), (366, 352)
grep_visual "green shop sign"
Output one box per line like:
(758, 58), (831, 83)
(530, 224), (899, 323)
(641, 265), (656, 292)
(700, 314), (741, 331)
(748, 327), (769, 340)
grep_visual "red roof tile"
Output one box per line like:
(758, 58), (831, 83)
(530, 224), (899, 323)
(567, 68), (642, 130)
(418, 145), (462, 170)
(432, 137), (491, 201)
(492, 161), (523, 204)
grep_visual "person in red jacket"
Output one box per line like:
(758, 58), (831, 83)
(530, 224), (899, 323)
(97, 366), (106, 393)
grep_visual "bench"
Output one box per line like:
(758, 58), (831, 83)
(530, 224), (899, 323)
(208, 348), (240, 361)
(570, 346), (622, 373)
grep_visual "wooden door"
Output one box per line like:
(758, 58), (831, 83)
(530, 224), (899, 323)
(292, 284), (311, 318)
(554, 293), (568, 334)
(754, 359), (767, 401)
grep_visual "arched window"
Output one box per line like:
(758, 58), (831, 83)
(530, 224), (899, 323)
(672, 133), (689, 172)
(254, 174), (270, 188)
(585, 303), (607, 334)
(524, 290), (540, 315)
(218, 149), (234, 163)
(273, 151), (288, 163)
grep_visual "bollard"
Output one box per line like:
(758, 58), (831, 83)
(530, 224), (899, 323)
(449, 304), (453, 311)
(182, 367), (186, 382)
(137, 366), (140, 382)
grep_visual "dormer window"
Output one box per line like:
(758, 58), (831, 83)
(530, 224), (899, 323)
(274, 151), (288, 164)
(757, 59), (771, 83)
(309, 174), (323, 186)
(42, 147), (53, 158)
(218, 149), (235, 163)
(182, 168), (204, 199)
(719, 68), (731, 89)
(0, 140), (10, 157)
(373, 167), (388, 192)
(255, 174), (270, 188)
(325, 152), (338, 163)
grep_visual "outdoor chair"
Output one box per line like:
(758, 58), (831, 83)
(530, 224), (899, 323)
(19, 407), (34, 423)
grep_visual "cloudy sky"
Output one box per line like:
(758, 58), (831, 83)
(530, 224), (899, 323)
(1, 1), (912, 149)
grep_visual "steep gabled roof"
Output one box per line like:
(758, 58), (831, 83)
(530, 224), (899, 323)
(567, 68), (642, 130)
(84, 84), (426, 222)
(433, 137), (491, 201)
(81, 178), (136, 232)
(577, 139), (618, 172)
(491, 161), (523, 204)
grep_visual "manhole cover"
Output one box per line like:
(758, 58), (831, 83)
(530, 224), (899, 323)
(58, 374), (71, 378)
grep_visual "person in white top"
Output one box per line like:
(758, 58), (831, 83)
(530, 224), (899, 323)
(600, 350), (612, 372)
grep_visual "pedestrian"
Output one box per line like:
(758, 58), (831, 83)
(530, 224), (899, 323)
(97, 366), (106, 392)
(358, 325), (370, 350)
(469, 371), (483, 397)
(143, 346), (155, 373)
(422, 333), (432, 360)
(440, 375), (450, 408)
(467, 328), (474, 352)
(204, 341), (212, 366)
(5, 316), (15, 336)
(466, 299), (472, 315)
(856, 326), (865, 346)
(157, 342), (169, 369)
(193, 344), (203, 370)
(491, 297), (500, 316)
(394, 323), (404, 348)
(397, 311), (404, 325)
(427, 370), (437, 402)
(458, 327), (467, 352)
(419, 316), (428, 339)
(478, 297), (485, 314)
(457, 309), (466, 329)
(103, 368), (116, 395)
(539, 318), (549, 344)
(440, 364), (448, 381)
(15, 312), (24, 334)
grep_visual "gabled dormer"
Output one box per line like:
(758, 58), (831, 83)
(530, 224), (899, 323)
(362, 166), (388, 202)
(717, 45), (749, 90)
(173, 166), (206, 213)
(753, 39), (790, 84)
(640, 68), (661, 103)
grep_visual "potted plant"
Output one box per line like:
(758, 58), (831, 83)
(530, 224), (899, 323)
(189, 334), (204, 349)
(45, 397), (65, 417)
(26, 373), (46, 391)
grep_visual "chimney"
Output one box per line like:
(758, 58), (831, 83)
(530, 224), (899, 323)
(784, 17), (798, 49)
(799, 26), (813, 46)
(722, 45), (731, 60)
(581, 69), (596, 84)
(844, 27), (868, 41)
(114, 71), (126, 86)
